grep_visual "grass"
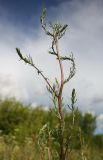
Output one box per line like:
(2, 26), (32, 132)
(0, 135), (103, 160)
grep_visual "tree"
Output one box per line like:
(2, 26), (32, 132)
(0, 98), (30, 134)
(93, 135), (103, 149)
(81, 113), (96, 136)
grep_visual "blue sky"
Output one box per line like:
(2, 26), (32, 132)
(0, 0), (68, 31)
(0, 0), (103, 134)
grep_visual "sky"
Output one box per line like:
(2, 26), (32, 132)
(0, 0), (103, 134)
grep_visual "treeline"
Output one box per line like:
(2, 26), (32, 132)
(0, 98), (102, 149)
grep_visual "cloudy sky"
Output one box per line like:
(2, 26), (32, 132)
(0, 0), (103, 133)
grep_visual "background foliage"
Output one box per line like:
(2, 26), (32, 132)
(0, 98), (103, 159)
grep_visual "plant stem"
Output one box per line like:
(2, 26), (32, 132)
(55, 37), (64, 120)
(55, 37), (65, 160)
(48, 132), (52, 160)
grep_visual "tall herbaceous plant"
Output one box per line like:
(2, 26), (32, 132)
(16, 9), (84, 160)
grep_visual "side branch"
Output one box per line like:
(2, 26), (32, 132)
(62, 54), (76, 84)
(16, 48), (57, 97)
(40, 8), (53, 37)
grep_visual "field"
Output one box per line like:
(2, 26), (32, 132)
(0, 135), (103, 160)
(0, 98), (103, 160)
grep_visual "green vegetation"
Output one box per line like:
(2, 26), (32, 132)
(14, 9), (103, 159)
(16, 8), (76, 159)
(0, 98), (102, 160)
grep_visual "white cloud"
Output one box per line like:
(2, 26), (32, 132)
(97, 114), (103, 121)
(0, 73), (28, 102)
(0, 0), (103, 126)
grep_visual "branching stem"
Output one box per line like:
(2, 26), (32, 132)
(55, 37), (65, 160)
(16, 48), (58, 97)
